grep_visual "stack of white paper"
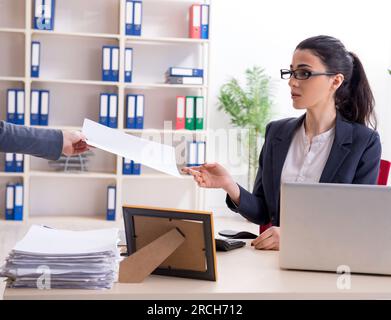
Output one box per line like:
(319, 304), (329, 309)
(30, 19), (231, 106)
(0, 225), (120, 290)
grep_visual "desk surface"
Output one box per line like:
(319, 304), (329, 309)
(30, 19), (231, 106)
(3, 215), (391, 299)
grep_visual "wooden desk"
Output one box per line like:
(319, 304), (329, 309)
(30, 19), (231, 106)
(3, 215), (391, 299)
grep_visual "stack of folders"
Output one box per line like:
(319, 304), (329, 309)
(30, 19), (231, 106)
(102, 46), (133, 82)
(125, 94), (144, 129)
(31, 41), (41, 78)
(0, 225), (120, 289)
(125, 0), (142, 36)
(99, 93), (118, 128)
(107, 186), (116, 221)
(5, 183), (24, 221)
(5, 153), (24, 173)
(30, 90), (50, 126)
(33, 0), (56, 30)
(48, 153), (92, 172)
(165, 67), (204, 85)
(7, 89), (25, 125)
(187, 141), (206, 167)
(189, 4), (209, 39)
(123, 158), (141, 175)
(176, 96), (204, 130)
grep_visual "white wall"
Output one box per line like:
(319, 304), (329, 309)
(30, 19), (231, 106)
(206, 0), (391, 213)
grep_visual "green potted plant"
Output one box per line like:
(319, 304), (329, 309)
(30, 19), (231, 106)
(218, 66), (274, 191)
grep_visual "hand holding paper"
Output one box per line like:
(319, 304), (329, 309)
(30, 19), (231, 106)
(61, 130), (90, 156)
(82, 119), (181, 177)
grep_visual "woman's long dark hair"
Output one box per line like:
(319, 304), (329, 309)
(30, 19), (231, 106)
(296, 35), (377, 129)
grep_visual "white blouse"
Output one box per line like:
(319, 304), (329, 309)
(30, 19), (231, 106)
(281, 122), (335, 183)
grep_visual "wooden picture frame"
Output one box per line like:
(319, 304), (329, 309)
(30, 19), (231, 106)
(121, 205), (217, 282)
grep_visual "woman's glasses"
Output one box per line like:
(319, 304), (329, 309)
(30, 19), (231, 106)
(280, 69), (337, 80)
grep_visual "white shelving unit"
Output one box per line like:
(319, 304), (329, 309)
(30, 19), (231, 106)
(0, 0), (211, 222)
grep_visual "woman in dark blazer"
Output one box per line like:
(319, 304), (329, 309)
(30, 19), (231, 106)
(182, 35), (381, 250)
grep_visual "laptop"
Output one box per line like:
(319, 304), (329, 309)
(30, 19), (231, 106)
(279, 182), (391, 275)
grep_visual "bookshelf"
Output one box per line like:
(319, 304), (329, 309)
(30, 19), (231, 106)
(0, 0), (210, 222)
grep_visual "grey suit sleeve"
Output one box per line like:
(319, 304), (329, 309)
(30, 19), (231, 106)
(353, 130), (382, 184)
(0, 121), (63, 160)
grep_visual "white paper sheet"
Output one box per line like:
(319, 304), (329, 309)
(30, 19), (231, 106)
(13, 225), (119, 255)
(82, 119), (181, 177)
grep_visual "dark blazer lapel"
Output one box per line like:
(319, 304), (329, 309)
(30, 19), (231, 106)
(319, 112), (353, 183)
(271, 114), (305, 195)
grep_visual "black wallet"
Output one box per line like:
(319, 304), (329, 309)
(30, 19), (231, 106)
(215, 238), (246, 251)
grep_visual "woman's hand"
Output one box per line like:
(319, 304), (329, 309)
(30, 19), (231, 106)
(251, 226), (280, 250)
(181, 163), (233, 189)
(181, 163), (241, 203)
